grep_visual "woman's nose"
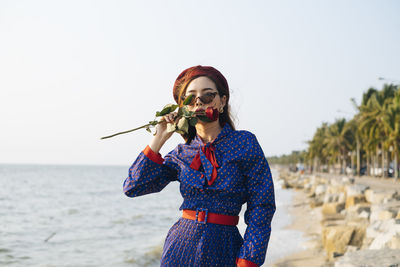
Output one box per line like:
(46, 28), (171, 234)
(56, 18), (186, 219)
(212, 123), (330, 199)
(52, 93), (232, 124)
(195, 97), (203, 106)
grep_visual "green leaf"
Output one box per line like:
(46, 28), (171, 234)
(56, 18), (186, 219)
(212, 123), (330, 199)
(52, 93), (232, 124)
(177, 107), (183, 116)
(146, 126), (151, 133)
(198, 115), (213, 122)
(183, 94), (194, 106)
(149, 120), (158, 126)
(155, 104), (179, 117)
(184, 110), (194, 118)
(166, 122), (176, 133)
(182, 106), (191, 117)
(189, 117), (198, 126)
(177, 117), (189, 134)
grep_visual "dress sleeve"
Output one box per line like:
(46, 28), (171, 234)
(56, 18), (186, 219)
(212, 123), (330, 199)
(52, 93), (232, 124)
(123, 145), (180, 197)
(236, 133), (276, 267)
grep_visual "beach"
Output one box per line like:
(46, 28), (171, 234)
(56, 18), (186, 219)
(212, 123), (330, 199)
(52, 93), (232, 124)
(269, 167), (400, 267)
(268, 182), (330, 267)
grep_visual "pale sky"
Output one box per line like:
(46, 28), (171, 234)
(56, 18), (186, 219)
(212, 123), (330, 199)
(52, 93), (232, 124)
(1, 0), (399, 166)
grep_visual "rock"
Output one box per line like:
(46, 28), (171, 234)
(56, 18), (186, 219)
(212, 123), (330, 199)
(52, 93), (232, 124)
(346, 184), (369, 197)
(345, 195), (367, 209)
(335, 248), (400, 267)
(347, 203), (371, 214)
(324, 192), (346, 204)
(370, 205), (398, 222)
(347, 223), (367, 247)
(366, 219), (400, 239)
(322, 202), (346, 215)
(315, 184), (327, 195)
(345, 245), (359, 253)
(309, 193), (324, 207)
(365, 189), (398, 204)
(366, 220), (381, 239)
(389, 234), (400, 249)
(276, 179), (287, 189)
(321, 213), (346, 227)
(370, 231), (397, 249)
(359, 210), (370, 219)
(378, 210), (396, 220)
(327, 184), (346, 194)
(303, 182), (312, 191)
(367, 219), (400, 249)
(322, 225), (356, 259)
(342, 176), (355, 184)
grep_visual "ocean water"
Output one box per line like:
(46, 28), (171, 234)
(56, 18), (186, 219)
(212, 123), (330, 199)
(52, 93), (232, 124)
(0, 164), (305, 267)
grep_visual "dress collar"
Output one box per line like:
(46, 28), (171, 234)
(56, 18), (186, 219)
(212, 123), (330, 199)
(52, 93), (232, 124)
(193, 123), (233, 147)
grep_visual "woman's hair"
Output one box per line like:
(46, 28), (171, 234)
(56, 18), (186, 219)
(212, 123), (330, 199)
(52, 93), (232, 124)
(177, 75), (236, 145)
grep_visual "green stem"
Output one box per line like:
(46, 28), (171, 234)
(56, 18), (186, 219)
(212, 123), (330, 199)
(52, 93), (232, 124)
(101, 123), (156, 140)
(100, 110), (208, 140)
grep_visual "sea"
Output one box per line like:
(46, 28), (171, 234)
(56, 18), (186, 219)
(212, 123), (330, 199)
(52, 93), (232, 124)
(0, 164), (306, 267)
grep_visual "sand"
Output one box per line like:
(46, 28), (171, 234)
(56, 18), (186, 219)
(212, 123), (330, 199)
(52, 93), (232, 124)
(268, 189), (334, 267)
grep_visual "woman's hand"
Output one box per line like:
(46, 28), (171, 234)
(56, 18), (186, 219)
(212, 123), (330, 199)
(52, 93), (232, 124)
(149, 112), (178, 153)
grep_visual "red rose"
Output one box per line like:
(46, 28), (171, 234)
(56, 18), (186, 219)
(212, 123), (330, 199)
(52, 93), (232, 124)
(205, 107), (219, 121)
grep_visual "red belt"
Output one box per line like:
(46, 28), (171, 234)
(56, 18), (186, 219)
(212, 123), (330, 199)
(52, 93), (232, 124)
(182, 209), (239, 226)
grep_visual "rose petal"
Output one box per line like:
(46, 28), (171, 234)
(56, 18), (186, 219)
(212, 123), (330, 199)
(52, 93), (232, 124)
(205, 107), (219, 121)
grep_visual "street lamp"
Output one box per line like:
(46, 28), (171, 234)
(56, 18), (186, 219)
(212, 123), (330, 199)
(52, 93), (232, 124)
(378, 77), (400, 84)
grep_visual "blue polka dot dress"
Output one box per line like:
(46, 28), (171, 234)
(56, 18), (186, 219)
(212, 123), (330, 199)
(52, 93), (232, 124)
(123, 123), (276, 266)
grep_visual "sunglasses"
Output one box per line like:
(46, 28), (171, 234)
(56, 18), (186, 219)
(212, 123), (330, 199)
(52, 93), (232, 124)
(181, 92), (219, 106)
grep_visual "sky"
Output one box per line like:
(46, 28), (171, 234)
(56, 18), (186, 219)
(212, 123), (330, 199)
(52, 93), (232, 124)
(1, 0), (399, 166)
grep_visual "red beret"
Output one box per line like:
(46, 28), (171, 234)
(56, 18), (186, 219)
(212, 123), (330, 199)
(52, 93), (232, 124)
(173, 65), (229, 103)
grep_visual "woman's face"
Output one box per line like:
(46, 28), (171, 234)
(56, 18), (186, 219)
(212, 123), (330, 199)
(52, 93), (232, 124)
(184, 76), (227, 114)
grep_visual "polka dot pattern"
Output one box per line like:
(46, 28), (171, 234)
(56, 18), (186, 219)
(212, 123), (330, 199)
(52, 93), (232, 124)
(123, 123), (276, 266)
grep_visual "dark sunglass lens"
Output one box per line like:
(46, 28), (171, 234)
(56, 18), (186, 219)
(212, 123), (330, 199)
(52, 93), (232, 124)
(200, 92), (217, 104)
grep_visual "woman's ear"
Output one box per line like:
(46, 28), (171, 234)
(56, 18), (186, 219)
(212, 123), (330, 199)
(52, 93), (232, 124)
(221, 95), (227, 108)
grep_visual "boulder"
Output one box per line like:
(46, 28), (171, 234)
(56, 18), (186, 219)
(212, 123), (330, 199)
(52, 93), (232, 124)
(365, 189), (398, 204)
(345, 184), (369, 197)
(324, 192), (346, 204)
(366, 219), (400, 238)
(322, 202), (345, 215)
(322, 225), (356, 259)
(345, 195), (367, 209)
(315, 184), (327, 195)
(347, 203), (371, 214)
(334, 248), (400, 267)
(367, 219), (400, 249)
(347, 222), (367, 248)
(370, 206), (398, 222)
(359, 210), (370, 219)
(321, 213), (346, 227)
(369, 230), (398, 249)
(389, 234), (400, 249)
(366, 220), (382, 239)
(342, 176), (355, 184)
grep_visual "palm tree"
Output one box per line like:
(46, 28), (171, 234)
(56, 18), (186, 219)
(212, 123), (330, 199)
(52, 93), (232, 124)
(345, 118), (359, 175)
(324, 118), (350, 174)
(359, 85), (396, 177)
(383, 88), (400, 180)
(353, 87), (379, 176)
(307, 123), (328, 173)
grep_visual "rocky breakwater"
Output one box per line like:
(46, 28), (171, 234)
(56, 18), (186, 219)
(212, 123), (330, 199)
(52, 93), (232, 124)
(278, 170), (400, 267)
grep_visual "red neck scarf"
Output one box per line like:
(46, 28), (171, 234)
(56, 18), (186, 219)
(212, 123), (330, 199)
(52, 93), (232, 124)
(190, 143), (219, 185)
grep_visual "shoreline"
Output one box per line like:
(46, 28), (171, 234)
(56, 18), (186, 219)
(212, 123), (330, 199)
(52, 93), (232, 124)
(268, 187), (331, 267)
(269, 168), (400, 267)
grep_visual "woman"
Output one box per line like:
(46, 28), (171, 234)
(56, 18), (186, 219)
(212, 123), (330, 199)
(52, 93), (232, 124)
(123, 65), (275, 267)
